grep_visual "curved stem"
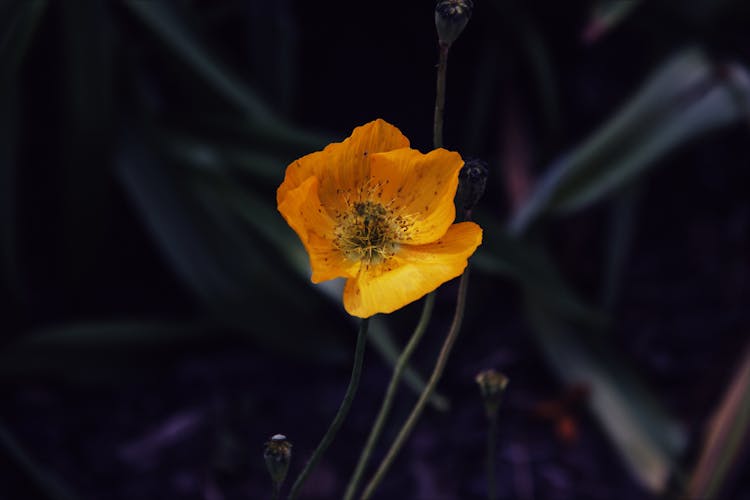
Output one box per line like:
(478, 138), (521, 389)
(343, 293), (436, 500)
(360, 269), (471, 499)
(287, 318), (370, 500)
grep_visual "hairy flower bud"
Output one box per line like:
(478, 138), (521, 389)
(435, 0), (474, 47)
(264, 434), (292, 486)
(475, 369), (509, 418)
(455, 158), (489, 214)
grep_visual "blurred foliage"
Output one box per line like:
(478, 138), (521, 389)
(510, 49), (750, 234)
(686, 344), (750, 499)
(2, 0), (750, 498)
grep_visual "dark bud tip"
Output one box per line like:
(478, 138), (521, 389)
(455, 158), (489, 214)
(263, 434), (292, 485)
(435, 0), (474, 46)
(475, 369), (509, 418)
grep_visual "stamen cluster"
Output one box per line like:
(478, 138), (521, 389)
(335, 200), (400, 264)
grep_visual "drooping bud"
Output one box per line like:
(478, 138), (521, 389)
(475, 369), (509, 419)
(435, 0), (474, 47)
(263, 434), (292, 488)
(455, 158), (489, 215)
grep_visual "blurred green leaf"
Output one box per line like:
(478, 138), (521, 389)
(686, 344), (750, 499)
(185, 169), (324, 313)
(160, 131), (289, 184)
(5, 321), (210, 348)
(474, 214), (608, 328)
(219, 183), (311, 276)
(124, 0), (325, 151)
(117, 140), (244, 309)
(510, 49), (750, 234)
(0, 321), (216, 381)
(601, 186), (641, 311)
(155, 114), (328, 159)
(526, 303), (686, 493)
(0, 420), (81, 500)
(125, 0), (270, 120)
(583, 0), (642, 43)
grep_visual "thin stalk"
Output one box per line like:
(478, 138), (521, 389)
(287, 318), (370, 499)
(343, 293), (436, 500)
(272, 482), (281, 500)
(361, 269), (471, 499)
(487, 413), (498, 500)
(433, 44), (450, 149)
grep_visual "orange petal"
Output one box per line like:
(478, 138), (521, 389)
(277, 176), (359, 283)
(277, 119), (410, 215)
(368, 148), (463, 245)
(308, 233), (361, 283)
(342, 222), (482, 317)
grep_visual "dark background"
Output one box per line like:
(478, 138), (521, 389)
(2, 1), (750, 499)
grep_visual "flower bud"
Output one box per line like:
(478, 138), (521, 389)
(435, 0), (474, 47)
(475, 369), (509, 418)
(263, 434), (292, 486)
(455, 158), (489, 214)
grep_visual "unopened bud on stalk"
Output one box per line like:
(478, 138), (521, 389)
(435, 0), (474, 47)
(264, 434), (292, 487)
(455, 158), (489, 214)
(475, 369), (509, 419)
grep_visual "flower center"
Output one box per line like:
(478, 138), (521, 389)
(335, 201), (400, 264)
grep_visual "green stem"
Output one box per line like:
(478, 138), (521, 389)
(487, 413), (498, 500)
(433, 44), (450, 149)
(272, 481), (281, 500)
(342, 293), (436, 500)
(287, 318), (370, 500)
(360, 269), (472, 499)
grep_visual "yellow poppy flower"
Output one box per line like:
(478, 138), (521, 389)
(277, 119), (482, 318)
